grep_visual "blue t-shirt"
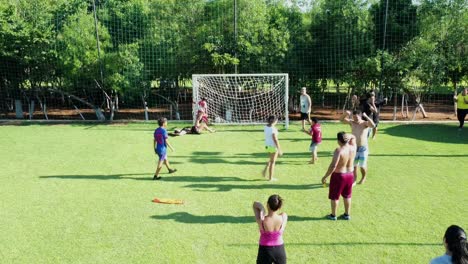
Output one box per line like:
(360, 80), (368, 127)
(154, 127), (168, 152)
(430, 254), (452, 264)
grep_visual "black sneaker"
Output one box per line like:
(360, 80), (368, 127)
(327, 214), (337, 221)
(339, 214), (351, 220)
(153, 175), (162, 180)
(168, 169), (177, 174)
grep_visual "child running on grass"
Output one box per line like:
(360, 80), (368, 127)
(153, 117), (177, 180)
(262, 115), (283, 181)
(303, 117), (322, 164)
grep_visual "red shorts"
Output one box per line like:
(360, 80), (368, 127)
(328, 172), (354, 200)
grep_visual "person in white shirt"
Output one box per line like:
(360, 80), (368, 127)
(262, 115), (283, 181)
(299, 87), (312, 131)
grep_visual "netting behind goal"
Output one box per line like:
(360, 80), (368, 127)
(192, 74), (289, 127)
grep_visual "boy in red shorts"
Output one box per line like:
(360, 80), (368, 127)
(321, 132), (356, 220)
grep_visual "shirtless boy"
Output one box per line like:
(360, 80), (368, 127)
(340, 110), (375, 184)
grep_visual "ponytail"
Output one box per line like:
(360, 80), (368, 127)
(445, 225), (468, 264)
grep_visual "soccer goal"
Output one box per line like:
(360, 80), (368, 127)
(192, 74), (289, 128)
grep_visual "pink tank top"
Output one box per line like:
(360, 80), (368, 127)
(259, 214), (286, 246)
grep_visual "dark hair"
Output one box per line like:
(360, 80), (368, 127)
(353, 110), (362, 116)
(312, 117), (319, 123)
(445, 225), (468, 264)
(267, 194), (283, 211)
(267, 115), (277, 126)
(201, 97), (207, 101)
(158, 117), (167, 127)
(337, 131), (349, 144)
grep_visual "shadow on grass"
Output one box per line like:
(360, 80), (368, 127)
(184, 183), (323, 192)
(228, 242), (440, 247)
(39, 174), (264, 182)
(371, 153), (468, 157)
(39, 173), (153, 181)
(182, 151), (333, 165)
(382, 124), (468, 144)
(150, 212), (325, 224)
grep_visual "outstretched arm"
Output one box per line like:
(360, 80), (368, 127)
(340, 111), (352, 125)
(322, 148), (340, 184)
(362, 112), (376, 128)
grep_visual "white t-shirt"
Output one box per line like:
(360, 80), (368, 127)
(300, 94), (311, 113)
(264, 126), (278, 147)
(430, 254), (452, 264)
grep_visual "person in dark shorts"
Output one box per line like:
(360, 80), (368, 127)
(321, 132), (356, 220)
(299, 87), (312, 131)
(253, 194), (288, 264)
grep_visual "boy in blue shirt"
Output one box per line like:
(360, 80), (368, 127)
(153, 117), (176, 180)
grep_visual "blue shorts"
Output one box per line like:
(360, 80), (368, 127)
(354, 146), (368, 167)
(155, 148), (167, 161)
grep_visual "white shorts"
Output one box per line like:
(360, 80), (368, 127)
(309, 142), (320, 152)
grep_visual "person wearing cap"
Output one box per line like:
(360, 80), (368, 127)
(299, 87), (312, 131)
(340, 110), (375, 185)
(321, 132), (356, 220)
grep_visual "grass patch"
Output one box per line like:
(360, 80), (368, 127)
(0, 122), (467, 263)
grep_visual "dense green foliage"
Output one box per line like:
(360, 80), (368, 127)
(0, 123), (467, 262)
(0, 0), (466, 115)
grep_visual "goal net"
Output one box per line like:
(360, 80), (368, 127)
(192, 74), (289, 128)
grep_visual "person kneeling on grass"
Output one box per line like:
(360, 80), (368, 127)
(322, 132), (356, 221)
(153, 117), (177, 180)
(253, 195), (288, 264)
(263, 115), (283, 181)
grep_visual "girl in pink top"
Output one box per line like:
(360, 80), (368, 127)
(253, 195), (288, 264)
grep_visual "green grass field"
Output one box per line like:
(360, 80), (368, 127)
(1, 122), (467, 263)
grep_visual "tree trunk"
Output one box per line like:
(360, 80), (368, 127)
(142, 93), (149, 121)
(15, 100), (24, 119)
(36, 94), (48, 120)
(392, 90), (398, 121)
(453, 81), (457, 116)
(48, 88), (105, 121)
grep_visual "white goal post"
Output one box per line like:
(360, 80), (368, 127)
(192, 74), (289, 128)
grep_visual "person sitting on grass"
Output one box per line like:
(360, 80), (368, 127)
(262, 115), (283, 181)
(321, 132), (356, 221)
(430, 225), (468, 264)
(253, 194), (287, 264)
(303, 117), (322, 164)
(153, 117), (176, 180)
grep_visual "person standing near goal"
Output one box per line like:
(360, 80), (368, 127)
(299, 87), (312, 131)
(340, 110), (375, 185)
(195, 97), (215, 133)
(263, 115), (283, 181)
